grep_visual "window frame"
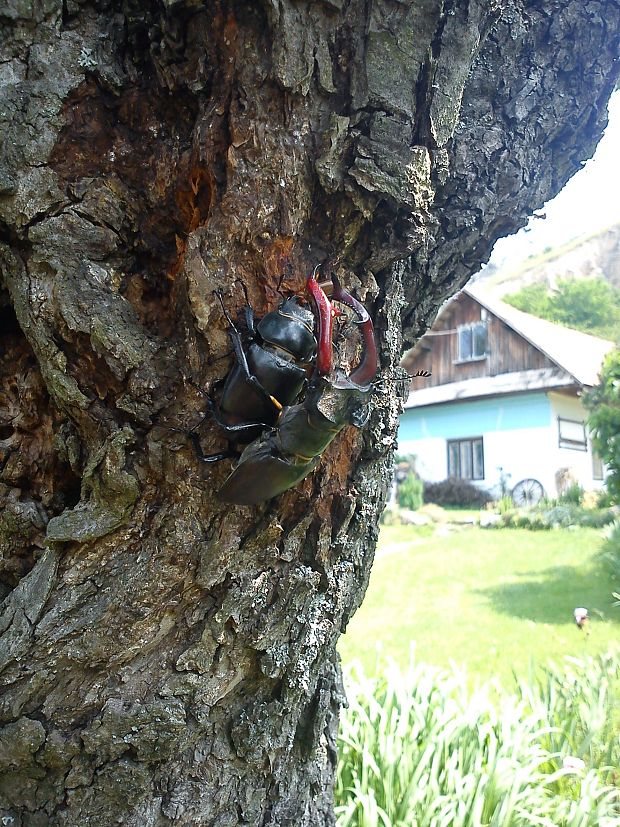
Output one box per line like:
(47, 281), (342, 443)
(447, 437), (485, 481)
(455, 321), (488, 364)
(557, 417), (587, 452)
(592, 448), (604, 481)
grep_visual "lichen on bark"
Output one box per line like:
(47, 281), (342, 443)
(0, 0), (619, 824)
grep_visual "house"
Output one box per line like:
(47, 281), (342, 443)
(399, 284), (614, 501)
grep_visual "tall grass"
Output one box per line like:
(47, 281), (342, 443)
(336, 653), (620, 827)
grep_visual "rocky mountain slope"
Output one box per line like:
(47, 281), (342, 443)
(480, 222), (620, 294)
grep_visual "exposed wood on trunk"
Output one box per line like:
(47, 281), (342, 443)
(0, 1), (619, 824)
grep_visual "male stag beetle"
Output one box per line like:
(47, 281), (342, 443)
(189, 270), (378, 505)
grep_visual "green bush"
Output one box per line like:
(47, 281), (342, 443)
(545, 505), (577, 527)
(380, 507), (401, 526)
(580, 507), (619, 528)
(558, 483), (585, 506)
(584, 349), (620, 504)
(394, 453), (417, 468)
(397, 473), (423, 511)
(423, 478), (492, 508)
(336, 654), (620, 827)
(487, 505), (617, 531)
(598, 489), (615, 509)
(497, 495), (514, 515)
(600, 520), (620, 586)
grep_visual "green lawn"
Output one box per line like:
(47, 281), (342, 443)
(339, 525), (619, 686)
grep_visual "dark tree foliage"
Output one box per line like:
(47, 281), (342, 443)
(423, 478), (492, 508)
(585, 349), (620, 503)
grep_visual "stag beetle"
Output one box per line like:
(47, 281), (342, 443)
(196, 270), (377, 505)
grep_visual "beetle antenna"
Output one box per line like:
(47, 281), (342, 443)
(233, 278), (250, 306)
(207, 349), (234, 365)
(213, 289), (237, 328)
(275, 271), (287, 297)
(186, 377), (211, 398)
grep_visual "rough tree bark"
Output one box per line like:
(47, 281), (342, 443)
(0, 1), (618, 824)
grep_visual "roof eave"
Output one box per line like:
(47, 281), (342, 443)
(404, 368), (580, 410)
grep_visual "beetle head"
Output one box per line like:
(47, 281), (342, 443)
(257, 298), (317, 363)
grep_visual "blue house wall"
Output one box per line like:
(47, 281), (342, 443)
(399, 392), (552, 441)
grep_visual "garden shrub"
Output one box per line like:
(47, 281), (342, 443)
(550, 504), (615, 528)
(584, 348), (620, 504)
(379, 507), (401, 526)
(397, 473), (423, 511)
(580, 506), (619, 528)
(423, 477), (492, 507)
(516, 511), (535, 529)
(528, 512), (548, 531)
(600, 520), (620, 585)
(597, 489), (615, 509)
(544, 505), (575, 527)
(558, 482), (584, 506)
(487, 504), (617, 531)
(497, 494), (514, 515)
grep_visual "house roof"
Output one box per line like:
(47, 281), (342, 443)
(462, 284), (615, 387)
(404, 367), (574, 409)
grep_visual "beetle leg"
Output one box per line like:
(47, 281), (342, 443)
(277, 271), (286, 290)
(186, 431), (240, 464)
(231, 279), (256, 337)
(157, 381), (215, 440)
(197, 387), (273, 438)
(233, 278), (250, 305)
(243, 305), (256, 338)
(185, 377), (210, 398)
(164, 398), (269, 461)
(215, 291), (285, 416)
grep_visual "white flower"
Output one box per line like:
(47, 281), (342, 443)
(563, 755), (586, 773)
(573, 607), (588, 628)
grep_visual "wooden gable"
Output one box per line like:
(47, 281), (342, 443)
(403, 293), (556, 388)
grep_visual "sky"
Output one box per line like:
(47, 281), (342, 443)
(486, 89), (620, 271)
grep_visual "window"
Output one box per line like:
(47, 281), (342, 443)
(558, 417), (587, 451)
(457, 322), (487, 362)
(592, 449), (604, 480)
(447, 437), (484, 480)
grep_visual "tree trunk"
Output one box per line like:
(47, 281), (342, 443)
(0, 1), (618, 824)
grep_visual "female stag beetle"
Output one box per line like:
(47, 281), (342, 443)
(202, 283), (317, 448)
